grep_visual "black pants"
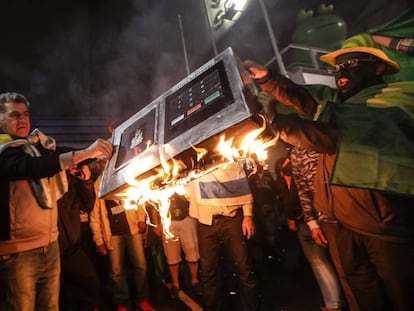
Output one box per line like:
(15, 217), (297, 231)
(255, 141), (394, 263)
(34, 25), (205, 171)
(323, 222), (414, 311)
(197, 211), (258, 311)
(60, 247), (101, 311)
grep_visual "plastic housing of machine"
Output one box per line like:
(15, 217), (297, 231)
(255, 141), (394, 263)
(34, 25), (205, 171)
(99, 47), (264, 199)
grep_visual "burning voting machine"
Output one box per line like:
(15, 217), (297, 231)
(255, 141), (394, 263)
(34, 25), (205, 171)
(99, 47), (273, 199)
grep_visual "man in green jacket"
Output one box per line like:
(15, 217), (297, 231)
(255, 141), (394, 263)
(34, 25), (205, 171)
(244, 34), (414, 310)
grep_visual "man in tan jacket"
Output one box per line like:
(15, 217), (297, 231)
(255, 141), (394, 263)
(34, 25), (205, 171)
(90, 175), (155, 311)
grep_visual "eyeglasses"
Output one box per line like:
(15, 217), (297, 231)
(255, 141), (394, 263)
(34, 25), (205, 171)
(333, 59), (378, 72)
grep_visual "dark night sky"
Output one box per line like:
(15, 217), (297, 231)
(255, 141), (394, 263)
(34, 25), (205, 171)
(0, 0), (412, 122)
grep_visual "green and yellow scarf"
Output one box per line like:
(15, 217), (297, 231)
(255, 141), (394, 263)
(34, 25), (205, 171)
(332, 81), (414, 196)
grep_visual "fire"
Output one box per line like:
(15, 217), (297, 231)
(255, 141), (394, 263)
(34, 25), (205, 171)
(123, 155), (187, 239)
(191, 145), (208, 162)
(122, 117), (278, 238)
(216, 114), (279, 163)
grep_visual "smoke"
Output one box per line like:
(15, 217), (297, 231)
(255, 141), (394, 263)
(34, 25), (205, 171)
(7, 0), (412, 120)
(85, 0), (210, 121)
(28, 8), (92, 116)
(101, 1), (187, 111)
(25, 0), (201, 120)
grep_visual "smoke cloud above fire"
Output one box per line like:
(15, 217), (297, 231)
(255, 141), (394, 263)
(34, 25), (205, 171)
(25, 0), (214, 121)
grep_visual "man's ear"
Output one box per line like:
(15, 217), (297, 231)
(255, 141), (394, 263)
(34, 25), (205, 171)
(376, 63), (387, 76)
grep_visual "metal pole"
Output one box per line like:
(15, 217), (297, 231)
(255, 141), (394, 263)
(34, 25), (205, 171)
(178, 14), (190, 75)
(258, 0), (289, 77)
(201, 0), (218, 56)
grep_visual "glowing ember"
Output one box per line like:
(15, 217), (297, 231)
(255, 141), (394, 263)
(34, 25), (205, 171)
(122, 117), (278, 238)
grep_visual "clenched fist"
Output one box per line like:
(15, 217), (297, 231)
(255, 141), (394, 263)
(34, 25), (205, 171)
(243, 59), (269, 80)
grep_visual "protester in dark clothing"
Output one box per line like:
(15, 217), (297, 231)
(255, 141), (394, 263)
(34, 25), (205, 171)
(80, 159), (111, 289)
(0, 92), (113, 311)
(247, 163), (278, 261)
(274, 156), (302, 224)
(276, 151), (344, 311)
(243, 33), (414, 310)
(58, 165), (101, 311)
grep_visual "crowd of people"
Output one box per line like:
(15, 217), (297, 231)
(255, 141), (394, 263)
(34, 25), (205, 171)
(0, 29), (413, 311)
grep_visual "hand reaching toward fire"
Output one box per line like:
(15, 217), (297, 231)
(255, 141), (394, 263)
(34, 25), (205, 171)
(243, 59), (269, 80)
(84, 138), (113, 160)
(242, 216), (255, 240)
(72, 138), (113, 167)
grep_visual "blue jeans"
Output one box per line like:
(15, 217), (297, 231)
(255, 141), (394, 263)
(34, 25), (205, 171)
(297, 221), (342, 309)
(0, 240), (60, 311)
(109, 232), (149, 305)
(197, 211), (258, 311)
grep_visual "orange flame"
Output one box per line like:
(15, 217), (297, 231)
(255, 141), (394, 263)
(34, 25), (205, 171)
(122, 117), (278, 239)
(216, 115), (278, 163)
(191, 145), (208, 162)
